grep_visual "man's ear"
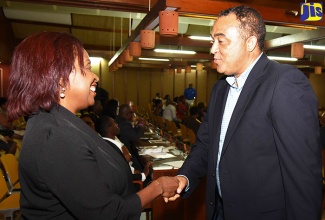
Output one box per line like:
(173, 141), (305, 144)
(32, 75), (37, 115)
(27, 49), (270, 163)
(246, 36), (257, 52)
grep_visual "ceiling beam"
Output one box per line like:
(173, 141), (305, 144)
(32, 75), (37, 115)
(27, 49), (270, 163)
(266, 45), (325, 56)
(265, 29), (325, 49)
(108, 0), (170, 66)
(10, 19), (130, 34)
(156, 35), (211, 48)
(165, 0), (325, 27)
(6, 0), (158, 13)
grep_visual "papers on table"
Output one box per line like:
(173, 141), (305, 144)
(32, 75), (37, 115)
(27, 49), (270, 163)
(144, 131), (155, 135)
(148, 153), (175, 159)
(153, 165), (174, 170)
(14, 130), (25, 136)
(152, 160), (184, 170)
(162, 160), (184, 169)
(148, 140), (170, 144)
(141, 146), (168, 154)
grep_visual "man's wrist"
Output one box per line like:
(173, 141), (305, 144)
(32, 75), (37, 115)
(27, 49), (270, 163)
(177, 175), (190, 192)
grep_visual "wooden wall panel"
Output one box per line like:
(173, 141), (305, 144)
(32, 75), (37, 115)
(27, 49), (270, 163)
(138, 70), (151, 107)
(196, 70), (207, 105)
(125, 70), (138, 105)
(162, 69), (174, 100)
(0, 8), (15, 64)
(206, 71), (219, 103)
(0, 64), (10, 97)
(101, 68), (221, 109)
(150, 70), (163, 101)
(113, 69), (126, 105)
(186, 70), (196, 88)
(101, 60), (114, 99)
(174, 71), (185, 98)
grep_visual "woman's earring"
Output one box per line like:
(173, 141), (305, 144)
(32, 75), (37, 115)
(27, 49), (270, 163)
(60, 87), (66, 99)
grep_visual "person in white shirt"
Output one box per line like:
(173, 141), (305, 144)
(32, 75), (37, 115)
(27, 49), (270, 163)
(162, 99), (178, 124)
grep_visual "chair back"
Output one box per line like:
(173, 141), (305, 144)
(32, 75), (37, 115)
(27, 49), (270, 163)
(188, 128), (196, 146)
(0, 172), (20, 219)
(0, 154), (20, 191)
(0, 171), (9, 199)
(179, 123), (189, 143)
(170, 121), (181, 139)
(155, 116), (166, 131)
(164, 119), (172, 135)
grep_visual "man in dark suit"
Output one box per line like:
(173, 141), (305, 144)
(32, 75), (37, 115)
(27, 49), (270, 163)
(95, 115), (152, 185)
(170, 5), (322, 220)
(115, 104), (147, 171)
(183, 106), (201, 135)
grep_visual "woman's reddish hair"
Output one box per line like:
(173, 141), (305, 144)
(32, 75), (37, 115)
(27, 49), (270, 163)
(6, 32), (85, 120)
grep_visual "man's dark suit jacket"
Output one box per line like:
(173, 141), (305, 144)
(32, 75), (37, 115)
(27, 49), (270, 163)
(19, 106), (141, 219)
(115, 115), (145, 171)
(103, 138), (143, 181)
(178, 53), (323, 220)
(185, 116), (201, 135)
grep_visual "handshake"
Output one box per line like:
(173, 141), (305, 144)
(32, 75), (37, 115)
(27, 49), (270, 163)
(152, 175), (188, 203)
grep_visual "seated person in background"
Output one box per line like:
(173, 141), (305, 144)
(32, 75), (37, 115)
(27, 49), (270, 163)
(0, 97), (25, 136)
(163, 99), (179, 125)
(0, 108), (17, 154)
(162, 94), (171, 109)
(152, 93), (162, 110)
(0, 101), (23, 147)
(0, 135), (17, 155)
(153, 99), (163, 117)
(87, 98), (103, 124)
(176, 95), (188, 122)
(183, 106), (201, 135)
(115, 104), (148, 171)
(102, 98), (119, 119)
(95, 115), (152, 186)
(154, 92), (162, 101)
(80, 114), (96, 130)
(197, 102), (207, 122)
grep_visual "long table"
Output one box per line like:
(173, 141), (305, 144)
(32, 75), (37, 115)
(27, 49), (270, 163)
(137, 132), (206, 220)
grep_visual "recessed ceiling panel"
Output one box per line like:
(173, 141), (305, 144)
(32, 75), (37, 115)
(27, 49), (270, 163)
(11, 23), (70, 39)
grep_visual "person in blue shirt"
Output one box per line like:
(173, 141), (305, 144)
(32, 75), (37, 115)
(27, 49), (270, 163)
(183, 83), (197, 107)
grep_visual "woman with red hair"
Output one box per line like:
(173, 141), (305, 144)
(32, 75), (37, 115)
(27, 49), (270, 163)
(6, 32), (179, 220)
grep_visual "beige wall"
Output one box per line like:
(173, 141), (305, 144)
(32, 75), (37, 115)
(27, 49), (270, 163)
(93, 58), (325, 110)
(97, 60), (220, 108)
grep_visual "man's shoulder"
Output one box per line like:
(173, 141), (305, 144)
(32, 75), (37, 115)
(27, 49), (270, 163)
(115, 115), (127, 123)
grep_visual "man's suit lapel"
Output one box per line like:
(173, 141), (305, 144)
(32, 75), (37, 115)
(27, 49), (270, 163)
(220, 54), (270, 157)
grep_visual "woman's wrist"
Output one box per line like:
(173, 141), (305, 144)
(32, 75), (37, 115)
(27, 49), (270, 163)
(148, 180), (163, 196)
(154, 180), (163, 195)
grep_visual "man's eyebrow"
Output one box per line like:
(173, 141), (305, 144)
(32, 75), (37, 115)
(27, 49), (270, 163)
(212, 33), (225, 38)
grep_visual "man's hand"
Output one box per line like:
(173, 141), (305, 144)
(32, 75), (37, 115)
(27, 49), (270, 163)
(163, 176), (188, 203)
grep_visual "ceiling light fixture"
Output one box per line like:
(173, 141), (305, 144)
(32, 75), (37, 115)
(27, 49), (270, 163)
(89, 57), (103, 64)
(190, 64), (205, 68)
(303, 45), (325, 50)
(139, 58), (169, 61)
(188, 36), (212, 41)
(154, 49), (196, 54)
(268, 56), (298, 61)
